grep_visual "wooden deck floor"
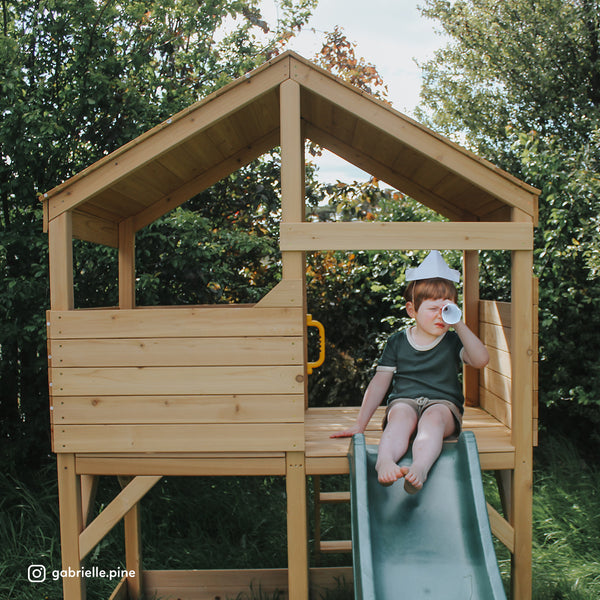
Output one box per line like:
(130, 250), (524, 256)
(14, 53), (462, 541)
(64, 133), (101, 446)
(305, 406), (514, 474)
(73, 406), (514, 476)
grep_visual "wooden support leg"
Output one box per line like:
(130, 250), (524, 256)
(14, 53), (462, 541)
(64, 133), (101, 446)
(118, 476), (144, 600)
(313, 475), (322, 565)
(123, 504), (143, 599)
(286, 451), (308, 600)
(495, 469), (513, 521)
(57, 453), (86, 600)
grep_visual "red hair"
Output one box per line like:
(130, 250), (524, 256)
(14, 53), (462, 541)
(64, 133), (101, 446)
(404, 278), (458, 311)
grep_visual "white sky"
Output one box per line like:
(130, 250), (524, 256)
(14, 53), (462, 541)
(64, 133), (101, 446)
(258, 0), (449, 183)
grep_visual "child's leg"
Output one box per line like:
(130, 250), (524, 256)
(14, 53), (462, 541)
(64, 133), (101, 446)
(375, 403), (418, 485)
(402, 404), (456, 494)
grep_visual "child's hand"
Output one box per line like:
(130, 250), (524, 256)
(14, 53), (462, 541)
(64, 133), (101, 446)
(330, 424), (364, 438)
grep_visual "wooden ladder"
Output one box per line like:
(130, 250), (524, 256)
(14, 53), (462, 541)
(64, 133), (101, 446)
(313, 476), (352, 560)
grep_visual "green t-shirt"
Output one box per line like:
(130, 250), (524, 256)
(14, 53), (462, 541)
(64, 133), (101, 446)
(377, 328), (465, 411)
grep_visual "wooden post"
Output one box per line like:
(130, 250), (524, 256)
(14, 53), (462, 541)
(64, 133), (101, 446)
(286, 451), (309, 600)
(48, 212), (74, 311)
(510, 248), (534, 600)
(57, 453), (85, 600)
(119, 218), (136, 309)
(280, 79), (309, 599)
(463, 250), (480, 406)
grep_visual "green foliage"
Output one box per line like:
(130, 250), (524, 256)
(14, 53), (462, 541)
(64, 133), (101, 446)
(3, 437), (600, 599)
(305, 181), (460, 407)
(0, 0), (315, 465)
(418, 0), (600, 426)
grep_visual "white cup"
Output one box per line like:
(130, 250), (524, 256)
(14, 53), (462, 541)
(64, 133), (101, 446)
(441, 303), (462, 325)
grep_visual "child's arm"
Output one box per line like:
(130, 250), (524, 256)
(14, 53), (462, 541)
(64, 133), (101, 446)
(330, 370), (394, 438)
(453, 320), (489, 368)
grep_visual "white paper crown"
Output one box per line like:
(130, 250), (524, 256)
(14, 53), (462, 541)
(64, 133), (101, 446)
(405, 250), (460, 283)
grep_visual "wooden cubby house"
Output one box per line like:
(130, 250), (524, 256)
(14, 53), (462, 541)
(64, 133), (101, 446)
(42, 52), (539, 600)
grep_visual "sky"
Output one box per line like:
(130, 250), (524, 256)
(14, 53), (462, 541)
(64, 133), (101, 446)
(258, 0), (449, 183)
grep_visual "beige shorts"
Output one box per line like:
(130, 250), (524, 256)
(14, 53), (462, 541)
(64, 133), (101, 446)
(383, 397), (463, 438)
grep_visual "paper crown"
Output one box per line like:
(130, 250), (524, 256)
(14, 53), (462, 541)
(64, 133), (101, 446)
(405, 250), (460, 283)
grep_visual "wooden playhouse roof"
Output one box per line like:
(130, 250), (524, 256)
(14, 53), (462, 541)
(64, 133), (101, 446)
(41, 51), (539, 247)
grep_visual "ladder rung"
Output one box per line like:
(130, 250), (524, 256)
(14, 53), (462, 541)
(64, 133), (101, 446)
(320, 540), (352, 553)
(319, 491), (351, 503)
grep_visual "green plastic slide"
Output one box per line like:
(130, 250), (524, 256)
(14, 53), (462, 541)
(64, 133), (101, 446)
(348, 432), (507, 600)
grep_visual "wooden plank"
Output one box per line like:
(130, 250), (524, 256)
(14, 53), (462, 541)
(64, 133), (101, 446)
(256, 280), (304, 307)
(280, 222), (534, 251)
(51, 336), (304, 367)
(48, 306), (304, 339)
(72, 210), (119, 248)
(480, 322), (511, 353)
(79, 475), (161, 561)
(54, 395), (304, 425)
(480, 300), (511, 327)
(51, 366), (305, 396)
(54, 423), (305, 453)
(141, 566), (354, 599)
(76, 455), (287, 476)
(480, 387), (511, 428)
(132, 128), (279, 232)
(486, 345), (512, 378)
(481, 367), (511, 403)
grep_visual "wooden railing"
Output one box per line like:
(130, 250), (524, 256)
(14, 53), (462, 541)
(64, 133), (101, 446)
(47, 305), (305, 453)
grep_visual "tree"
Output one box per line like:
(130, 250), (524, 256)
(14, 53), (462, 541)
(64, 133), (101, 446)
(418, 0), (600, 442)
(0, 0), (316, 465)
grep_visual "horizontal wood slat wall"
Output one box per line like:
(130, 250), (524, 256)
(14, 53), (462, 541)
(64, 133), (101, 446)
(480, 300), (512, 429)
(48, 306), (305, 453)
(479, 295), (538, 445)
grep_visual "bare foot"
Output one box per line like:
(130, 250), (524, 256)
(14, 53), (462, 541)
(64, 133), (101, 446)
(403, 465), (426, 494)
(376, 459), (404, 486)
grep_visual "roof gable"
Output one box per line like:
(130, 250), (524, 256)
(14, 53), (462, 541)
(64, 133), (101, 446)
(42, 51), (538, 246)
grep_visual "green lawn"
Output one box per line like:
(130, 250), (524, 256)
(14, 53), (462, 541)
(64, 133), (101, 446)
(2, 433), (598, 599)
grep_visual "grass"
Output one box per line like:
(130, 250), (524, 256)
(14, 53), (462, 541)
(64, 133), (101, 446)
(1, 433), (599, 599)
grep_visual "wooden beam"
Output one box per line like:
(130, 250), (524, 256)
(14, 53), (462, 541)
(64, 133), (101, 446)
(79, 475), (161, 561)
(286, 451), (309, 600)
(280, 222), (534, 251)
(280, 78), (308, 411)
(56, 453), (85, 600)
(55, 423), (305, 453)
(463, 250), (480, 406)
(72, 210), (119, 247)
(119, 218), (135, 309)
(510, 249), (534, 600)
(132, 128), (279, 232)
(487, 502), (515, 553)
(48, 212), (74, 311)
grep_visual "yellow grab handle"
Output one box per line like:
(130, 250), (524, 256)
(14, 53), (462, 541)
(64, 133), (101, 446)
(306, 314), (325, 374)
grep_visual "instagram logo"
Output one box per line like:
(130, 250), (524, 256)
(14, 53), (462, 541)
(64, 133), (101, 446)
(27, 564), (47, 583)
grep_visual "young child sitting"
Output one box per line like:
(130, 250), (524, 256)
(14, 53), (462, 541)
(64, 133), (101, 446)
(331, 251), (489, 493)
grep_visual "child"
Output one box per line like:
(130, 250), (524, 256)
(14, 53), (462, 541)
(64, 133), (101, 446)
(331, 251), (489, 493)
